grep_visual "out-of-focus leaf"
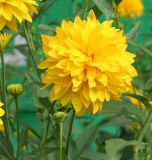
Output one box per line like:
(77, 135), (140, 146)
(93, 0), (113, 19)
(19, 128), (28, 148)
(80, 151), (107, 160)
(127, 22), (142, 41)
(70, 125), (100, 160)
(105, 138), (138, 160)
(0, 134), (14, 160)
(103, 101), (146, 125)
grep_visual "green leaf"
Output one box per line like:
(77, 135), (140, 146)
(127, 22), (142, 41)
(102, 101), (146, 125)
(70, 125), (100, 160)
(80, 151), (107, 160)
(93, 0), (113, 19)
(105, 138), (138, 160)
(0, 134), (13, 160)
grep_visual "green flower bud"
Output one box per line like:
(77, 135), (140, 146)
(7, 84), (24, 96)
(53, 112), (67, 123)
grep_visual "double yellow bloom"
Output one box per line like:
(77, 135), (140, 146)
(0, 0), (38, 31)
(40, 10), (137, 115)
(118, 0), (143, 18)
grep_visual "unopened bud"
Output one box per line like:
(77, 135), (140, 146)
(7, 84), (24, 96)
(53, 112), (67, 123)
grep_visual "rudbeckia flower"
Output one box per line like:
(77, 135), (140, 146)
(0, 0), (38, 31)
(0, 102), (5, 131)
(0, 33), (12, 50)
(39, 10), (137, 115)
(118, 0), (143, 18)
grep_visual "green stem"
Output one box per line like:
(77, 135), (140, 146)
(138, 109), (152, 143)
(22, 22), (41, 82)
(39, 116), (51, 159)
(114, 5), (119, 28)
(65, 110), (75, 156)
(0, 51), (12, 146)
(59, 122), (63, 160)
(136, 109), (152, 157)
(15, 96), (20, 160)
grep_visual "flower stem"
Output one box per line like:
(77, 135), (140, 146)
(39, 116), (51, 159)
(59, 122), (63, 160)
(136, 108), (152, 157)
(22, 22), (42, 82)
(65, 110), (75, 156)
(138, 111), (152, 143)
(15, 96), (20, 160)
(0, 51), (12, 145)
(114, 4), (120, 28)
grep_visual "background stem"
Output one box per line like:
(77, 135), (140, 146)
(66, 110), (75, 156)
(60, 122), (63, 160)
(0, 51), (12, 146)
(15, 96), (20, 160)
(23, 22), (42, 82)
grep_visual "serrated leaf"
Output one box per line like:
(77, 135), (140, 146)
(105, 139), (138, 160)
(93, 0), (113, 19)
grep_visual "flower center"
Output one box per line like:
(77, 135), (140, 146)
(84, 45), (95, 60)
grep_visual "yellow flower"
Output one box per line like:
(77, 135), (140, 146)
(0, 119), (4, 131)
(118, 0), (143, 18)
(0, 102), (5, 132)
(39, 10), (137, 116)
(0, 0), (38, 31)
(128, 90), (152, 109)
(0, 33), (12, 50)
(0, 102), (4, 107)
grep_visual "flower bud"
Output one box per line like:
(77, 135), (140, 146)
(0, 33), (12, 51)
(7, 84), (24, 96)
(53, 112), (67, 123)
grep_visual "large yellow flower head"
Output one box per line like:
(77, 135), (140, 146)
(40, 10), (137, 115)
(0, 0), (38, 31)
(118, 0), (143, 18)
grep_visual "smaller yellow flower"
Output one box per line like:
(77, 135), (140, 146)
(0, 102), (4, 107)
(118, 0), (143, 18)
(0, 33), (12, 50)
(128, 90), (142, 108)
(0, 102), (5, 132)
(128, 90), (152, 109)
(0, 119), (4, 131)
